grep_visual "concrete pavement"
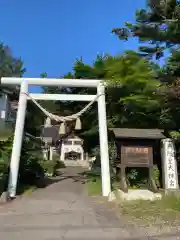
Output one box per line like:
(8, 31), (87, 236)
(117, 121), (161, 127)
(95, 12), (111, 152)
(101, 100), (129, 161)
(0, 167), (179, 239)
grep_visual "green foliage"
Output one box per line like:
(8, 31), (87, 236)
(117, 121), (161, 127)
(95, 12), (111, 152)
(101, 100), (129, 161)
(0, 122), (13, 141)
(126, 168), (148, 189)
(112, 0), (180, 59)
(0, 42), (25, 97)
(87, 177), (102, 196)
(0, 42), (25, 78)
(0, 136), (47, 191)
(169, 131), (180, 140)
(106, 52), (160, 110)
(42, 51), (163, 154)
(123, 165), (160, 190)
(153, 165), (160, 184)
(118, 195), (180, 225)
(111, 0), (180, 141)
(0, 132), (66, 189)
(0, 137), (13, 174)
(25, 101), (44, 136)
(127, 169), (139, 182)
(0, 41), (27, 190)
(164, 50), (180, 81)
(39, 160), (55, 176)
(0, 137), (13, 157)
(39, 159), (64, 176)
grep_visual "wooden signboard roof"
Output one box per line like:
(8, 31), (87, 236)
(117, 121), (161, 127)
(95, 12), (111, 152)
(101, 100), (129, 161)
(110, 128), (166, 140)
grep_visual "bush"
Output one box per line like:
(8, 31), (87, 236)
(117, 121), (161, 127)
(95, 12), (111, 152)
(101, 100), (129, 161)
(39, 160), (65, 176)
(0, 134), (67, 194)
(0, 122), (13, 141)
(18, 154), (45, 186)
(39, 160), (55, 176)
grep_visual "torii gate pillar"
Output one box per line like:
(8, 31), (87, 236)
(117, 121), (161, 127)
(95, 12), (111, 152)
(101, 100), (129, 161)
(97, 83), (111, 197)
(8, 81), (28, 198)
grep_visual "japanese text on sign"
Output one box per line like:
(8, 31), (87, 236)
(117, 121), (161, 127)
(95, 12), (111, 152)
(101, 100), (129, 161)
(166, 142), (177, 189)
(125, 147), (148, 154)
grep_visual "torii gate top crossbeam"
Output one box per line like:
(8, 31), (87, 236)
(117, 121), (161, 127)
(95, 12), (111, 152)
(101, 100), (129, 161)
(1, 77), (101, 88)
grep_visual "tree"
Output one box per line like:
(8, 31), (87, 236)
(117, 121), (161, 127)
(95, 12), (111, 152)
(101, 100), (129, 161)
(112, 0), (180, 59)
(0, 41), (25, 140)
(0, 43), (25, 136)
(104, 51), (162, 128)
(42, 51), (161, 153)
(111, 0), (180, 132)
(0, 42), (25, 92)
(0, 43), (44, 192)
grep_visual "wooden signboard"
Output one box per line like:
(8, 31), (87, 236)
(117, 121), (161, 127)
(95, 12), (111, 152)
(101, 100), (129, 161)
(121, 146), (153, 167)
(117, 145), (156, 193)
(111, 128), (165, 193)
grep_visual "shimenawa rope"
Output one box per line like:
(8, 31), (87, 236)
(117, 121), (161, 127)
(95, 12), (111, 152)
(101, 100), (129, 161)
(22, 92), (103, 123)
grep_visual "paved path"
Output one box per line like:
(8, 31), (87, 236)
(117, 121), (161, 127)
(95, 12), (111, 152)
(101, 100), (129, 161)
(0, 167), (179, 240)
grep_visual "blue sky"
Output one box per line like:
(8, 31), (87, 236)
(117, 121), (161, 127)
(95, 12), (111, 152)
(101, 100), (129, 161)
(0, 0), (146, 92)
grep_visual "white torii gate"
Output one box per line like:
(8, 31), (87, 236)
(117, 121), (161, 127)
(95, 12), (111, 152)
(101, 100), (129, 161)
(1, 77), (111, 198)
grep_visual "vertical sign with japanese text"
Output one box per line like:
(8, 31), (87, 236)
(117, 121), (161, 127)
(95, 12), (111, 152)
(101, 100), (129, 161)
(162, 139), (179, 190)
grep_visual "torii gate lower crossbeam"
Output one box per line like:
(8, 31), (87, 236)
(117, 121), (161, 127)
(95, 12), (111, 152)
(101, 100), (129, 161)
(1, 77), (111, 198)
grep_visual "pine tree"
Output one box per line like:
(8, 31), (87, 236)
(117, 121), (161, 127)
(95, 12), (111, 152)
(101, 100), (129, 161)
(112, 0), (180, 59)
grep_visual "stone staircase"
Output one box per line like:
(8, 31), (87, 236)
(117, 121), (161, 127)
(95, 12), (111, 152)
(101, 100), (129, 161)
(64, 159), (90, 168)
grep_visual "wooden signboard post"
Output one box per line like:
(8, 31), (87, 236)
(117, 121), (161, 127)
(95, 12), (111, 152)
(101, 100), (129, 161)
(118, 145), (157, 192)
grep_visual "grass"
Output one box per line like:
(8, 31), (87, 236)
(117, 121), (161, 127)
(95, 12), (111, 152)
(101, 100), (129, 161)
(85, 169), (119, 196)
(0, 124), (13, 141)
(22, 185), (37, 196)
(85, 169), (102, 196)
(85, 169), (180, 226)
(117, 194), (180, 226)
(0, 177), (5, 195)
(17, 183), (37, 196)
(87, 177), (102, 196)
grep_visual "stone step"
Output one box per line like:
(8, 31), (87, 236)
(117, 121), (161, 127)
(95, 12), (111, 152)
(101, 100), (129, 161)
(64, 160), (90, 168)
